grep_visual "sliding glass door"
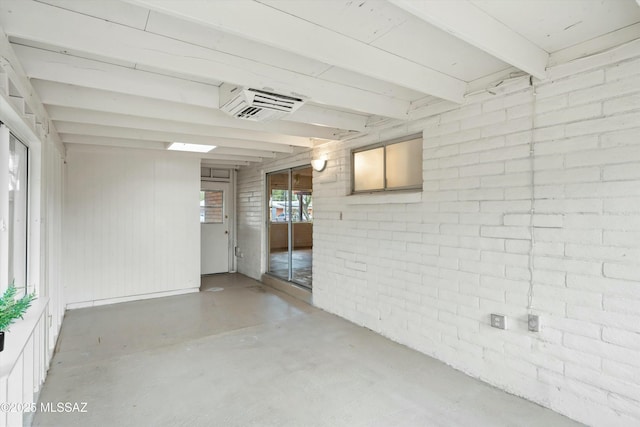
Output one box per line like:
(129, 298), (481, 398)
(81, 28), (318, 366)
(267, 166), (313, 289)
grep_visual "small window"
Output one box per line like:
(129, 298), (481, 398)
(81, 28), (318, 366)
(352, 135), (422, 193)
(200, 190), (223, 223)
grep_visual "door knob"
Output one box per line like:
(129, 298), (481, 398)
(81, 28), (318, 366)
(225, 230), (228, 234)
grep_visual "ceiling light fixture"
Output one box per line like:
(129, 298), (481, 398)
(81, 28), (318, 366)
(167, 142), (216, 153)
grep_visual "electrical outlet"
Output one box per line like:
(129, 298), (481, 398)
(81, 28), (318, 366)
(528, 314), (540, 332)
(490, 314), (506, 330)
(234, 247), (244, 258)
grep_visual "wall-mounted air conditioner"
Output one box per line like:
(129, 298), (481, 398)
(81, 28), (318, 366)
(219, 84), (305, 121)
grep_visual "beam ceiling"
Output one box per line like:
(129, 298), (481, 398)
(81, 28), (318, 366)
(124, 0), (467, 103)
(0, 0), (411, 119)
(1, 0), (637, 166)
(389, 0), (549, 79)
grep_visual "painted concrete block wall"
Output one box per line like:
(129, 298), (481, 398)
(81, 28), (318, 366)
(308, 41), (640, 427)
(237, 164), (263, 280)
(63, 145), (201, 308)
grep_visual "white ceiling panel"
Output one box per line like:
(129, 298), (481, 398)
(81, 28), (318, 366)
(258, 0), (409, 44)
(144, 10), (333, 78)
(472, 0), (640, 52)
(35, 0), (150, 29)
(372, 15), (511, 82)
(317, 66), (425, 102)
(7, 37), (138, 69)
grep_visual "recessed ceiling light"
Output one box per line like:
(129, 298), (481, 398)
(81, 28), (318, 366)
(167, 142), (216, 153)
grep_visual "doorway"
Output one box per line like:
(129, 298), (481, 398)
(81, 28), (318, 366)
(267, 166), (313, 289)
(200, 181), (230, 275)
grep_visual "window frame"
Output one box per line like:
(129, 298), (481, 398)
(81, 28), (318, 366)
(351, 133), (423, 194)
(7, 131), (30, 296)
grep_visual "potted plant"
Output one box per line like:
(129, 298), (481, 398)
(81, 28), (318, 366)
(0, 282), (36, 352)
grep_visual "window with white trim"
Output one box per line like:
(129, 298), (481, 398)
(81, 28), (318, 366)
(351, 135), (422, 193)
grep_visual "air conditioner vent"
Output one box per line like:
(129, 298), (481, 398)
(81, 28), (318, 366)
(219, 84), (305, 121)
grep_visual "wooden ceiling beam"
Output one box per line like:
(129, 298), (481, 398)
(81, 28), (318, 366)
(0, 0), (411, 118)
(47, 107), (296, 153)
(125, 0), (466, 102)
(15, 44), (366, 133)
(390, 0), (548, 80)
(54, 121), (287, 157)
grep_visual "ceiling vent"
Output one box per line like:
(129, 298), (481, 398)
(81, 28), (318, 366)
(219, 84), (305, 121)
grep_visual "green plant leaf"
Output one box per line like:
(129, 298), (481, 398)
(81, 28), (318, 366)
(0, 282), (36, 332)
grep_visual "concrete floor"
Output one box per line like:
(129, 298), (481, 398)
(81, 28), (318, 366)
(34, 274), (582, 427)
(269, 248), (313, 288)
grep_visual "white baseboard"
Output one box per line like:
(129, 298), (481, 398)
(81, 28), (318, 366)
(65, 287), (200, 310)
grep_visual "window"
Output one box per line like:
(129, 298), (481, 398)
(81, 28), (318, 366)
(200, 190), (223, 223)
(0, 126), (30, 295)
(352, 135), (422, 193)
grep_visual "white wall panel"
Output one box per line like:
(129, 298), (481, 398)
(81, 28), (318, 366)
(63, 146), (200, 307)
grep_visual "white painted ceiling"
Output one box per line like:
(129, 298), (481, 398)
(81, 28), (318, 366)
(1, 0), (639, 167)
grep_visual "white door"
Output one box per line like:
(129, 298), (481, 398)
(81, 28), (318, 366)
(201, 182), (230, 274)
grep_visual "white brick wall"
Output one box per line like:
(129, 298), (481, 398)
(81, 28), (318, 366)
(236, 164), (263, 280)
(236, 40), (640, 426)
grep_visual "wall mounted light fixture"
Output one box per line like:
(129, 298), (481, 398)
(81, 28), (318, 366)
(311, 158), (327, 172)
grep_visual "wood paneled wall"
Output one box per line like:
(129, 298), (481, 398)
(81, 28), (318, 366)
(63, 146), (200, 308)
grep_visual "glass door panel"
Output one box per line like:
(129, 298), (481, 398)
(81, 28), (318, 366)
(267, 166), (313, 289)
(291, 167), (312, 289)
(267, 171), (291, 281)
